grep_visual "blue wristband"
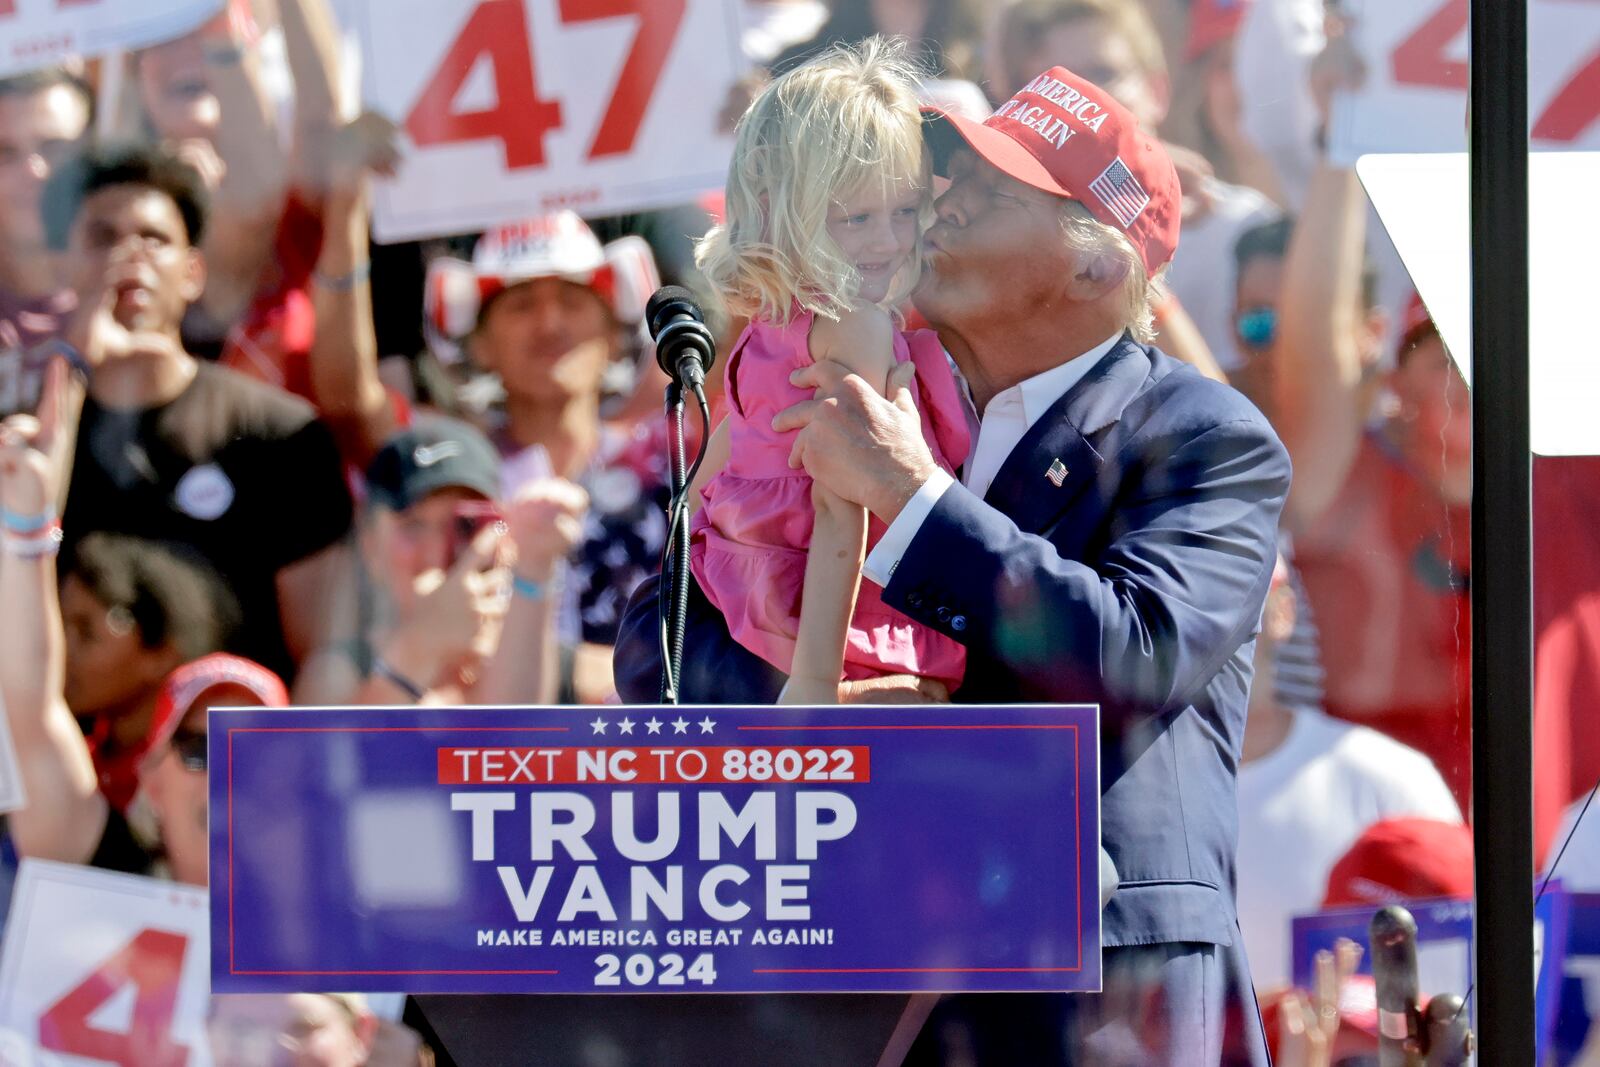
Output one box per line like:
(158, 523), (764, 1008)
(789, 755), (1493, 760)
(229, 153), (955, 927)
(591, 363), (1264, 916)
(512, 574), (548, 602)
(312, 261), (373, 292)
(0, 507), (54, 534)
(371, 654), (426, 702)
(37, 338), (91, 379)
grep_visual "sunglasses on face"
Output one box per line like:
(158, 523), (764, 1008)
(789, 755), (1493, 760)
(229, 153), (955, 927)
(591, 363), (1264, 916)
(169, 728), (208, 773)
(1236, 306), (1278, 350)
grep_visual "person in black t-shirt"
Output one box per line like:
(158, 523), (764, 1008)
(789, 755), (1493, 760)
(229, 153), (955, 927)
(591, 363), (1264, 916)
(40, 144), (352, 682)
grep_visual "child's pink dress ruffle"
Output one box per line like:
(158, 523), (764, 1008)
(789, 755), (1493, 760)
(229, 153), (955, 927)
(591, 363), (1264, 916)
(690, 309), (970, 690)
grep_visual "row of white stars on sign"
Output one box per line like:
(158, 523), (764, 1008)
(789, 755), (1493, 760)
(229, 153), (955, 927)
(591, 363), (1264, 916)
(590, 715), (716, 736)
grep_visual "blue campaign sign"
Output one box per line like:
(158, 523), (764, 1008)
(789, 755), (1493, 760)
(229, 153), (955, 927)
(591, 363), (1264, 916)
(1553, 893), (1600, 1065)
(210, 704), (1102, 995)
(1290, 890), (1570, 1058)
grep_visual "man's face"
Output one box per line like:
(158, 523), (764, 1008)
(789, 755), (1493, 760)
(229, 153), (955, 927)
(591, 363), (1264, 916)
(138, 36), (219, 143)
(915, 149), (1075, 343)
(142, 683), (265, 887)
(473, 277), (614, 404)
(367, 486), (489, 594)
(0, 84), (89, 251)
(1016, 16), (1166, 130)
(68, 184), (203, 335)
(1230, 252), (1285, 413)
(1391, 333), (1472, 501)
(60, 574), (176, 718)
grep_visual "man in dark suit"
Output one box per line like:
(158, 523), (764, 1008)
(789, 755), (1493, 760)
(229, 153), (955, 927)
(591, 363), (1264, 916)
(616, 66), (1285, 1066)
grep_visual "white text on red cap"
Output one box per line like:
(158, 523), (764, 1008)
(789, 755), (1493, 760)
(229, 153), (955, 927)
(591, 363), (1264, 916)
(995, 74), (1111, 151)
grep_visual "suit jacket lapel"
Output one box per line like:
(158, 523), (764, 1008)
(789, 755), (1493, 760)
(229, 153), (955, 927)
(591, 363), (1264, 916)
(982, 336), (1152, 534)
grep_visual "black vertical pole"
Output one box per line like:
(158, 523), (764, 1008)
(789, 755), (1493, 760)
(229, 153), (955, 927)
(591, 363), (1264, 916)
(1469, 0), (1533, 1060)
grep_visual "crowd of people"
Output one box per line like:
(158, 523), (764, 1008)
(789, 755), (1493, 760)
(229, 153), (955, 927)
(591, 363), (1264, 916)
(0, 0), (1589, 1064)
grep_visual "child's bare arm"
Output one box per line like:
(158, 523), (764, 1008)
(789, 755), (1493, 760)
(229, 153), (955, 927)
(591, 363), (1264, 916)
(779, 306), (897, 704)
(779, 481), (868, 705)
(809, 304), (899, 394)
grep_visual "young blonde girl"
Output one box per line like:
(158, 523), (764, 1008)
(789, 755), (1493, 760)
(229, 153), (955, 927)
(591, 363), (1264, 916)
(690, 38), (969, 703)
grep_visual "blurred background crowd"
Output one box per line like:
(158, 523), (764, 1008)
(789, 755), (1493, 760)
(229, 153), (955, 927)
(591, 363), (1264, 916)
(0, 0), (1594, 1064)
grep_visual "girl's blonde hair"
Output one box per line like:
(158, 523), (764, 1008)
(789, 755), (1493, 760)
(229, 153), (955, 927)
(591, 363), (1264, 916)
(696, 37), (934, 324)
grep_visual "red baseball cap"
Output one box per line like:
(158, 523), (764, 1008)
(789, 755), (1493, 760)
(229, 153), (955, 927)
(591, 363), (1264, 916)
(1185, 0), (1252, 60)
(146, 653), (288, 755)
(1323, 818), (1475, 908)
(922, 66), (1181, 276)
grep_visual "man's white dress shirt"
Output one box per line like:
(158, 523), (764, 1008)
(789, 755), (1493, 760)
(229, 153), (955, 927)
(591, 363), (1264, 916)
(862, 332), (1123, 587)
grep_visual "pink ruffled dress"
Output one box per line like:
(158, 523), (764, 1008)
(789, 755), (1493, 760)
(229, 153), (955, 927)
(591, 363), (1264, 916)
(690, 308), (971, 689)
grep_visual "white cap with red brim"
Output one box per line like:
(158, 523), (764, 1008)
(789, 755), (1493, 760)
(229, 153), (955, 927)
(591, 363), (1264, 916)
(423, 211), (661, 361)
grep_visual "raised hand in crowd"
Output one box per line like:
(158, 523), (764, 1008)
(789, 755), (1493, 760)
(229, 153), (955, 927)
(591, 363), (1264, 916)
(1308, 12), (1368, 136)
(64, 238), (190, 376)
(1271, 23), (1384, 534)
(296, 416), (577, 708)
(0, 355), (107, 864)
(473, 477), (590, 706)
(345, 518), (511, 707)
(1276, 938), (1365, 1067)
(304, 107), (404, 461)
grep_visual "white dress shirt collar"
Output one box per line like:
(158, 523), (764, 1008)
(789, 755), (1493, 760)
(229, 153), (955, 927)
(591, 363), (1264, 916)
(961, 331), (1124, 501)
(862, 331), (1127, 589)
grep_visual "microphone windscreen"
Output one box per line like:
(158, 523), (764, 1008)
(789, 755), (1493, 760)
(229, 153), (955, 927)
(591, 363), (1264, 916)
(646, 286), (702, 338)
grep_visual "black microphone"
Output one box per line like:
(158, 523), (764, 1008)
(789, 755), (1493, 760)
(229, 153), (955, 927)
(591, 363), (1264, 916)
(646, 286), (716, 392)
(1370, 905), (1421, 1067)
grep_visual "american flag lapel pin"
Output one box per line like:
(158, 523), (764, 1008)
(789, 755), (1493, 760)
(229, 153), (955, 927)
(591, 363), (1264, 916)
(1046, 458), (1068, 486)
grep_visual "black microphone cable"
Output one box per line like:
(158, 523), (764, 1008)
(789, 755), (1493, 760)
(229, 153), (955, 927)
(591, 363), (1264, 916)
(657, 382), (712, 704)
(645, 287), (717, 704)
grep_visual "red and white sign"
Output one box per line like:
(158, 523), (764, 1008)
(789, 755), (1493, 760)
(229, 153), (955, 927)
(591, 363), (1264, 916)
(1329, 0), (1600, 161)
(0, 861), (211, 1067)
(0, 0), (223, 78)
(352, 0), (745, 242)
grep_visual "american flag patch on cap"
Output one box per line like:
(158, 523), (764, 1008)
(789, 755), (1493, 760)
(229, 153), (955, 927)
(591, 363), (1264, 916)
(1088, 158), (1151, 227)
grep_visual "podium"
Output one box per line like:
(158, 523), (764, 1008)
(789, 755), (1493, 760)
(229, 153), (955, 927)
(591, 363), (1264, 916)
(212, 703), (1102, 1066)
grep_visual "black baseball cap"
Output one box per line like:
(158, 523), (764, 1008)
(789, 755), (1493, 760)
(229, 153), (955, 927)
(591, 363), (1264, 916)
(365, 414), (500, 511)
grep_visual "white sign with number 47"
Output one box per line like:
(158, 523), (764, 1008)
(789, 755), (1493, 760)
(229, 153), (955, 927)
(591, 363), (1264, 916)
(0, 860), (211, 1067)
(353, 0), (745, 243)
(1329, 0), (1600, 161)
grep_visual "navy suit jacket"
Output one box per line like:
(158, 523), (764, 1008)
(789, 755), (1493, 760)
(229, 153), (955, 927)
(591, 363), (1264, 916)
(616, 335), (1291, 952)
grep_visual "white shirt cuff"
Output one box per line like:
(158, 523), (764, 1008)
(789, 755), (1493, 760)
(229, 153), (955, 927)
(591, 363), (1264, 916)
(862, 469), (955, 588)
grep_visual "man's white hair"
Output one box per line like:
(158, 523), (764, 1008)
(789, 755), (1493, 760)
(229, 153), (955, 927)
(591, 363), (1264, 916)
(1058, 201), (1162, 343)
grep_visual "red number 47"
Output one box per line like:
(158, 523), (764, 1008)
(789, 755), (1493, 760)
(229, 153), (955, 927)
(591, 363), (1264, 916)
(37, 929), (191, 1067)
(1392, 0), (1600, 142)
(405, 0), (688, 169)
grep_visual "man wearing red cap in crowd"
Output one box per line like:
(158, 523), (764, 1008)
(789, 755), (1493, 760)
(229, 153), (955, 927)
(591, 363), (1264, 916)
(619, 67), (1287, 1064)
